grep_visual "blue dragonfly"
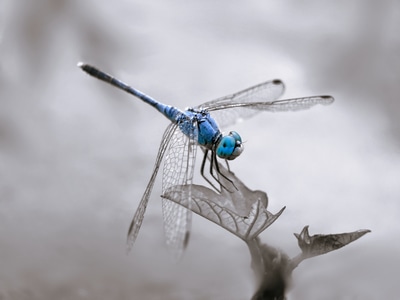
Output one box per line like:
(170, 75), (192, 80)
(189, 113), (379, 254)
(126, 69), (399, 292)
(78, 62), (334, 259)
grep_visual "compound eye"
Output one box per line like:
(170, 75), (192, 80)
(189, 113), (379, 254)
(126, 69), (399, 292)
(229, 131), (242, 143)
(216, 132), (244, 160)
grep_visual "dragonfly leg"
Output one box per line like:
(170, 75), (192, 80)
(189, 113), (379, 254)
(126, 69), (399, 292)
(224, 159), (231, 173)
(200, 149), (221, 192)
(200, 149), (237, 192)
(211, 151), (238, 192)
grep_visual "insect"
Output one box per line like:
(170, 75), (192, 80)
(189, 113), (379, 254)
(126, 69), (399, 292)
(78, 62), (334, 259)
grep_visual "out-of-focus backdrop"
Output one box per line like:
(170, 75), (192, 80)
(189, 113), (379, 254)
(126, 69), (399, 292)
(1, 1), (399, 299)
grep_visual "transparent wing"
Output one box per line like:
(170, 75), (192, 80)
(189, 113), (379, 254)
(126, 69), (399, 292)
(161, 119), (198, 260)
(126, 123), (177, 252)
(209, 95), (334, 112)
(196, 79), (285, 128)
(196, 80), (334, 129)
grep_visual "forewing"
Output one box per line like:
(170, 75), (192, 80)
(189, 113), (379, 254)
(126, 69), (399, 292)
(126, 123), (177, 252)
(212, 95), (334, 113)
(196, 80), (285, 128)
(161, 120), (198, 260)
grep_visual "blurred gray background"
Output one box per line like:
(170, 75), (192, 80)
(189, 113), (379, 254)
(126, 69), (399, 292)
(1, 0), (399, 299)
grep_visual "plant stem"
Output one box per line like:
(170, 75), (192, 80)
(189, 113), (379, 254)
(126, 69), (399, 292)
(246, 238), (291, 300)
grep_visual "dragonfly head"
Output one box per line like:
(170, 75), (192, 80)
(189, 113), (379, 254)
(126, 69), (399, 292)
(216, 131), (243, 160)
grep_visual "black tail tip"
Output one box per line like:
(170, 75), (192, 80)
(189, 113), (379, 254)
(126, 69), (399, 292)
(77, 62), (90, 73)
(77, 62), (95, 75)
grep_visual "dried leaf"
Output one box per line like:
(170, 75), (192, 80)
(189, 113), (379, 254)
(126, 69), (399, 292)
(163, 184), (285, 241)
(294, 226), (371, 258)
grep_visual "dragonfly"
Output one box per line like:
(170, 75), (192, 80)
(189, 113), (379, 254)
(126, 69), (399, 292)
(78, 62), (334, 259)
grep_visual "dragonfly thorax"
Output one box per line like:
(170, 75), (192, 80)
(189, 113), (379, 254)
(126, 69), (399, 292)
(181, 108), (222, 148)
(215, 131), (243, 160)
(183, 108), (244, 160)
